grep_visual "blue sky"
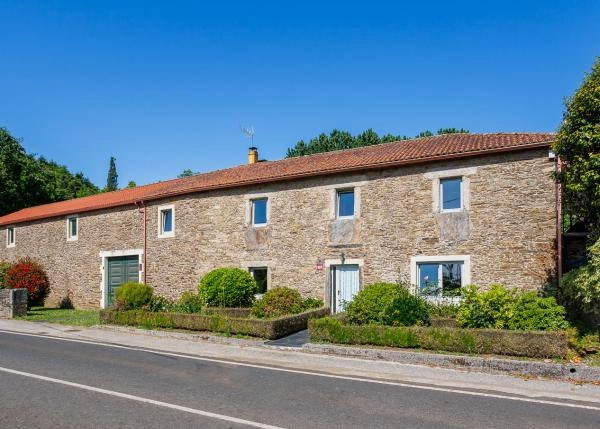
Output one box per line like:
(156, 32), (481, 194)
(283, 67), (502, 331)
(1, 1), (599, 187)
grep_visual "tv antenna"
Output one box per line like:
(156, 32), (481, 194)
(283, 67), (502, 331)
(241, 126), (255, 147)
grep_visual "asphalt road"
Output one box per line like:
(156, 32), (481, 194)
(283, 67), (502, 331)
(0, 330), (599, 429)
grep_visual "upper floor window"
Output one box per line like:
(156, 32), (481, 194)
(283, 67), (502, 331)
(6, 226), (15, 248)
(158, 205), (175, 238)
(337, 189), (355, 218)
(67, 216), (78, 241)
(252, 198), (268, 226)
(440, 178), (462, 212)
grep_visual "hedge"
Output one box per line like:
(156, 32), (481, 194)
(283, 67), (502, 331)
(100, 307), (329, 340)
(308, 317), (569, 358)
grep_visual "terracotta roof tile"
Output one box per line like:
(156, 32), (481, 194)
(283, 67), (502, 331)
(0, 133), (554, 225)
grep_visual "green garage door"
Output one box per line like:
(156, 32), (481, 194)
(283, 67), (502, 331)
(106, 255), (140, 307)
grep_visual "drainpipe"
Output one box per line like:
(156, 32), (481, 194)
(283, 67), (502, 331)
(556, 157), (563, 284)
(136, 201), (147, 284)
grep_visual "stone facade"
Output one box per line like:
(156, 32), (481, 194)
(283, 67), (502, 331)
(0, 148), (557, 309)
(0, 288), (27, 318)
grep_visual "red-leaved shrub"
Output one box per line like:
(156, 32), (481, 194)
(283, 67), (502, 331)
(5, 258), (50, 307)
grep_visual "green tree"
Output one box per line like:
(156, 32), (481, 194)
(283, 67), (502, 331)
(126, 181), (137, 188)
(0, 128), (99, 216)
(553, 57), (600, 238)
(285, 127), (469, 158)
(178, 168), (195, 178)
(105, 156), (118, 192)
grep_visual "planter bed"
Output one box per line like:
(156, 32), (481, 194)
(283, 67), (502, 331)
(308, 317), (569, 358)
(100, 307), (330, 340)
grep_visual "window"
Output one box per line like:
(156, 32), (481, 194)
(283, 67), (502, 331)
(158, 205), (175, 237)
(440, 178), (462, 211)
(6, 226), (15, 248)
(417, 261), (463, 297)
(249, 267), (268, 294)
(337, 189), (355, 218)
(67, 216), (78, 241)
(252, 198), (268, 226)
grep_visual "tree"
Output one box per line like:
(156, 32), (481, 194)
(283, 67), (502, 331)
(126, 181), (137, 188)
(285, 127), (469, 158)
(178, 169), (196, 178)
(105, 156), (118, 192)
(0, 127), (100, 216)
(553, 57), (600, 238)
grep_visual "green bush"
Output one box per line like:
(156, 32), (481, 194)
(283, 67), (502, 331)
(198, 268), (257, 308)
(0, 261), (14, 289)
(144, 294), (174, 312)
(251, 287), (304, 318)
(175, 291), (203, 313)
(427, 302), (459, 318)
(457, 284), (569, 331)
(345, 282), (429, 327)
(508, 293), (569, 331)
(303, 297), (323, 310)
(457, 284), (514, 329)
(559, 238), (600, 326)
(114, 282), (153, 310)
(308, 317), (569, 358)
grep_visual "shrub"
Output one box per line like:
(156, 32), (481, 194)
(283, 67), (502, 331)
(457, 284), (569, 331)
(559, 238), (600, 327)
(0, 261), (14, 289)
(58, 293), (75, 309)
(427, 302), (459, 318)
(198, 268), (257, 308)
(175, 291), (203, 313)
(457, 284), (514, 329)
(251, 287), (304, 318)
(4, 257), (50, 307)
(308, 317), (569, 358)
(114, 282), (153, 310)
(144, 294), (174, 313)
(303, 297), (323, 310)
(345, 282), (429, 327)
(508, 293), (569, 331)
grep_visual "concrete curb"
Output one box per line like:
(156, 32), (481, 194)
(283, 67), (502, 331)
(301, 343), (600, 382)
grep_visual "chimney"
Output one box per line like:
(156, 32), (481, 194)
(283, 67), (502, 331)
(248, 147), (258, 164)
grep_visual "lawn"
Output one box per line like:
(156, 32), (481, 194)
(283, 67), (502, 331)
(17, 307), (100, 327)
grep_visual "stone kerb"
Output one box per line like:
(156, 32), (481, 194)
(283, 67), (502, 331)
(0, 288), (28, 318)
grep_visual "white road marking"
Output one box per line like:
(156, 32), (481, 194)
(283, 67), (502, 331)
(0, 365), (286, 429)
(1, 329), (600, 412)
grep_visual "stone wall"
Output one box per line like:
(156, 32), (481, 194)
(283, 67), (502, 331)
(0, 148), (557, 308)
(0, 288), (27, 318)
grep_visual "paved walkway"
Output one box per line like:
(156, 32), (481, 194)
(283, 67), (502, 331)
(265, 329), (309, 347)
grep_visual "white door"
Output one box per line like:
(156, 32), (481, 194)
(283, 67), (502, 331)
(332, 265), (360, 313)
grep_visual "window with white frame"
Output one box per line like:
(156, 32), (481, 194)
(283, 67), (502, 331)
(67, 216), (78, 241)
(158, 205), (174, 237)
(411, 255), (470, 299)
(6, 226), (15, 247)
(440, 177), (462, 212)
(252, 198), (268, 226)
(418, 261), (464, 297)
(336, 189), (355, 218)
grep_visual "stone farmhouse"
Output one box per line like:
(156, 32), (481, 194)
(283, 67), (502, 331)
(0, 133), (558, 311)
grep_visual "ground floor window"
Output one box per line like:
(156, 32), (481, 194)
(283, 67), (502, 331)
(417, 261), (463, 297)
(249, 267), (268, 294)
(410, 255), (470, 299)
